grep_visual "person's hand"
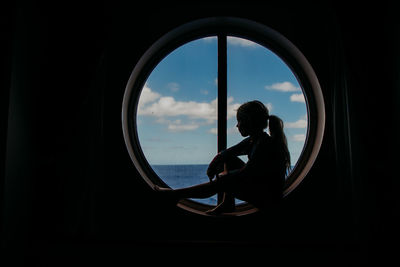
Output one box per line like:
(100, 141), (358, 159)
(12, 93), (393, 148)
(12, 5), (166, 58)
(207, 153), (222, 181)
(217, 171), (228, 178)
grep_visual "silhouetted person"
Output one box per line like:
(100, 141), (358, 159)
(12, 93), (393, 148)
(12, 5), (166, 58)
(156, 100), (291, 215)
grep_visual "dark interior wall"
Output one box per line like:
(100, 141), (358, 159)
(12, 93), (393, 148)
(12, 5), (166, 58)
(337, 2), (400, 248)
(1, 0), (399, 264)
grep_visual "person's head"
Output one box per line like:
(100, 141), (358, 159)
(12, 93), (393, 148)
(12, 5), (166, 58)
(236, 100), (269, 137)
(236, 100), (291, 172)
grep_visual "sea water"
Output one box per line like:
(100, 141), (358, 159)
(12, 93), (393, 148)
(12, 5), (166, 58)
(151, 164), (217, 205)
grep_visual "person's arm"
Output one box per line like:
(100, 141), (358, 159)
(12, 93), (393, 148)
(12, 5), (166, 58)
(219, 141), (265, 180)
(220, 137), (251, 158)
(207, 137), (251, 180)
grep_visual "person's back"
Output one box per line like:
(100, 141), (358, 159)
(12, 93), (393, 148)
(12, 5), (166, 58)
(242, 132), (286, 210)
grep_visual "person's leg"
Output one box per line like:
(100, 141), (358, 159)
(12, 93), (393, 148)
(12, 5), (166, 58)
(155, 156), (245, 213)
(155, 157), (243, 201)
(225, 156), (246, 170)
(155, 180), (219, 199)
(208, 156), (246, 214)
(222, 156), (245, 205)
(169, 161), (242, 199)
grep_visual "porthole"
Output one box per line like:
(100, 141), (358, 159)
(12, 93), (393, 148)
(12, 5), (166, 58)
(122, 17), (325, 216)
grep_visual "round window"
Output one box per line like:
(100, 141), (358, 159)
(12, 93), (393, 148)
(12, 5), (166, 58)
(122, 17), (325, 216)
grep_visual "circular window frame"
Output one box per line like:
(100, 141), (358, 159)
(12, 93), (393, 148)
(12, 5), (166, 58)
(122, 17), (325, 216)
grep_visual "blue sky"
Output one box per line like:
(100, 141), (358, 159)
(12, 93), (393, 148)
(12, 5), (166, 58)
(137, 36), (308, 166)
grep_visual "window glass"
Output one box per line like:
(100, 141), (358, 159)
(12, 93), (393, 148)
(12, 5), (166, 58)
(137, 37), (218, 205)
(227, 36), (307, 172)
(137, 36), (308, 206)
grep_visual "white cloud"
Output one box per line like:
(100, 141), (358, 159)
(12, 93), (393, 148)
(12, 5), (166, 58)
(290, 93), (306, 103)
(285, 118), (307, 129)
(227, 97), (241, 119)
(202, 36), (217, 43)
(167, 82), (180, 92)
(138, 84), (161, 108)
(138, 85), (242, 132)
(227, 36), (258, 48)
(154, 118), (200, 133)
(208, 128), (217, 135)
(138, 85), (275, 135)
(265, 82), (301, 92)
(139, 96), (217, 122)
(204, 36), (258, 48)
(208, 126), (239, 135)
(265, 102), (273, 112)
(168, 122), (199, 132)
(228, 126), (238, 135)
(292, 134), (306, 142)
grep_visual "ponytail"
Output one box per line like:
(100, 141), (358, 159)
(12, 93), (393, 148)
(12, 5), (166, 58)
(268, 115), (291, 173)
(237, 100), (291, 174)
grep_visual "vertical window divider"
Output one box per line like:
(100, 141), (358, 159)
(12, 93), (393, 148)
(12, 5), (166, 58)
(217, 33), (235, 208)
(217, 33), (227, 154)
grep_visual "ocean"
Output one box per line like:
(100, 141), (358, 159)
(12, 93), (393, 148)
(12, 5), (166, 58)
(151, 164), (217, 205)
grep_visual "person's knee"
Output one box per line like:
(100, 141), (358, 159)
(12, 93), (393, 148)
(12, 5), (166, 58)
(225, 156), (245, 171)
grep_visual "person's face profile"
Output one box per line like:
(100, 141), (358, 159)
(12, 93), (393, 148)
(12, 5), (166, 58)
(236, 119), (249, 137)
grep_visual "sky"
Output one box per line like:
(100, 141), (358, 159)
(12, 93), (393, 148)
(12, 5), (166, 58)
(136, 36), (308, 166)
